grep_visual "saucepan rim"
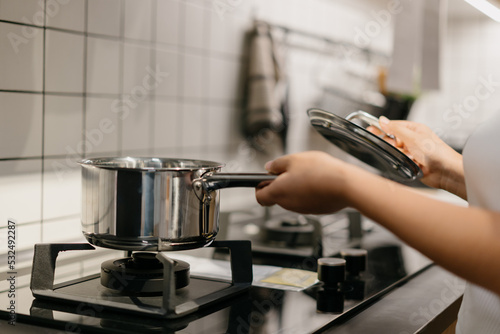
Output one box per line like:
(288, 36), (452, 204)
(78, 156), (224, 172)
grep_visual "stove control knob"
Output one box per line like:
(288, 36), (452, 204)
(317, 288), (344, 313)
(317, 258), (346, 288)
(340, 248), (367, 277)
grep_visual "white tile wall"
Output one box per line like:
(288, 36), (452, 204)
(42, 217), (83, 244)
(124, 0), (153, 41)
(87, 0), (121, 37)
(123, 42), (153, 93)
(156, 0), (179, 45)
(0, 0), (44, 25)
(183, 1), (206, 49)
(45, 30), (84, 93)
(208, 56), (242, 101)
(0, 22), (44, 91)
(85, 96), (120, 155)
(182, 51), (205, 99)
(1, 0), (493, 260)
(155, 46), (178, 96)
(180, 102), (205, 149)
(42, 159), (81, 221)
(86, 36), (121, 95)
(0, 92), (43, 158)
(17, 222), (42, 252)
(153, 99), (179, 151)
(121, 99), (152, 153)
(44, 0), (85, 32)
(0, 160), (42, 226)
(209, 13), (250, 56)
(207, 104), (239, 148)
(44, 95), (84, 155)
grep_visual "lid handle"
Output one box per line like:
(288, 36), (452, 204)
(345, 111), (395, 139)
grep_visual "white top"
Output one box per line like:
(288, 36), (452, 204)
(456, 112), (500, 334)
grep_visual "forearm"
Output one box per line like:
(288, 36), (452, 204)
(436, 151), (467, 200)
(344, 166), (500, 295)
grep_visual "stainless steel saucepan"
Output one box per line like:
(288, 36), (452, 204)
(79, 157), (275, 251)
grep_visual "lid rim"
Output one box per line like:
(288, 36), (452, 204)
(308, 108), (422, 182)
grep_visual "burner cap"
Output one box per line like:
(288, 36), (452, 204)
(132, 252), (163, 269)
(100, 252), (190, 293)
(260, 216), (315, 246)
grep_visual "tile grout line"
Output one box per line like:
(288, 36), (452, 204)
(40, 0), (47, 243)
(0, 89), (244, 103)
(176, 0), (187, 155)
(203, 0), (211, 155)
(82, 0), (89, 159)
(150, 0), (158, 156)
(80, 0), (88, 280)
(0, 17), (247, 62)
(117, 0), (125, 156)
(0, 141), (238, 163)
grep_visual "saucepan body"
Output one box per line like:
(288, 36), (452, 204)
(79, 157), (275, 251)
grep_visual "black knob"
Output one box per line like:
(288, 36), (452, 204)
(317, 288), (344, 313)
(340, 248), (367, 277)
(317, 258), (346, 287)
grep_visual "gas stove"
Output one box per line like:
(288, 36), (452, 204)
(220, 210), (368, 268)
(30, 241), (252, 320)
(0, 211), (433, 333)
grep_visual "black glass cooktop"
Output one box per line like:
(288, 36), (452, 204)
(0, 217), (432, 333)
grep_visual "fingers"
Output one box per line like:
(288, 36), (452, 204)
(379, 117), (413, 140)
(255, 181), (282, 206)
(367, 125), (383, 136)
(264, 156), (290, 175)
(257, 158), (285, 206)
(367, 124), (398, 147)
(378, 117), (432, 167)
(256, 179), (273, 190)
(258, 155), (293, 206)
(255, 188), (275, 206)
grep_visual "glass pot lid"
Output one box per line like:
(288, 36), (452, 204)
(308, 108), (423, 183)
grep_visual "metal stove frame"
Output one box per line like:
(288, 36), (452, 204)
(30, 240), (252, 319)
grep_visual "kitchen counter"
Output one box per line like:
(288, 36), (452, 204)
(0, 264), (464, 334)
(0, 210), (465, 333)
(322, 265), (465, 334)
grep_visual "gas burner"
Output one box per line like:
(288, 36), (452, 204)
(30, 241), (253, 319)
(260, 216), (316, 247)
(225, 212), (370, 261)
(101, 252), (190, 293)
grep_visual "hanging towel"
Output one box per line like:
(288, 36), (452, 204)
(243, 22), (288, 155)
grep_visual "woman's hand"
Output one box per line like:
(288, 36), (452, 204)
(255, 151), (355, 214)
(370, 117), (466, 199)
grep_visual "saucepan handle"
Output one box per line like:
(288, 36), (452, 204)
(192, 173), (276, 200)
(201, 173), (276, 191)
